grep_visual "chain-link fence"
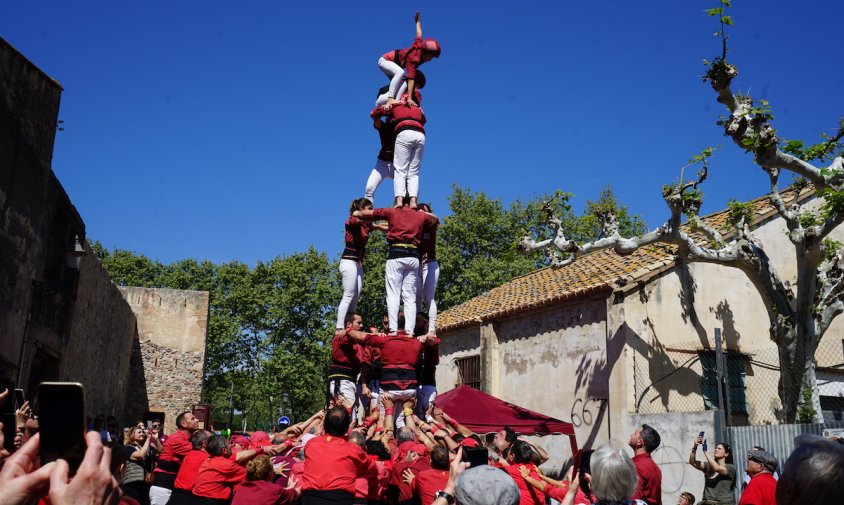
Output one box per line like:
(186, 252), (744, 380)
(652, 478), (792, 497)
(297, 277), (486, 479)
(632, 336), (844, 425)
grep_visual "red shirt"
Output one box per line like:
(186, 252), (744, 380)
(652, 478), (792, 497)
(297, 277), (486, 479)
(505, 464), (546, 505)
(738, 473), (777, 505)
(544, 482), (592, 505)
(354, 456), (391, 501)
(157, 429), (191, 466)
(632, 452), (662, 505)
(173, 450), (207, 491)
(371, 102), (426, 136)
(365, 332), (425, 390)
(413, 467), (449, 505)
(330, 330), (364, 376)
(391, 457), (431, 502)
(371, 207), (436, 247)
(342, 217), (371, 261)
(381, 37), (424, 80)
(192, 456), (247, 500)
(301, 435), (377, 494)
(232, 480), (298, 505)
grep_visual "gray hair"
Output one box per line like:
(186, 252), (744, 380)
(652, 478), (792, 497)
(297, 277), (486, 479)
(397, 426), (415, 443)
(590, 444), (637, 502)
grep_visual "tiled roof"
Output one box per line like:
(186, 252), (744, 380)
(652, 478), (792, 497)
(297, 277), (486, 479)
(437, 186), (808, 332)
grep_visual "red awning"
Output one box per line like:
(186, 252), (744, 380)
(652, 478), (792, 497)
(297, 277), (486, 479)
(435, 385), (577, 437)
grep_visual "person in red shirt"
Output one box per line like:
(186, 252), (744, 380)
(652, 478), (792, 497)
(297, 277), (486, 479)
(149, 411), (199, 505)
(336, 198), (387, 330)
(370, 98), (427, 210)
(352, 206), (438, 334)
(328, 313), (372, 413)
(415, 203), (439, 337)
(629, 424), (662, 505)
(301, 406), (377, 505)
(738, 449), (778, 505)
(191, 435), (248, 505)
(376, 11), (440, 108)
(504, 441), (546, 505)
(518, 464), (592, 505)
(231, 455), (299, 505)
(167, 429), (211, 505)
(406, 445), (449, 505)
(390, 443), (431, 505)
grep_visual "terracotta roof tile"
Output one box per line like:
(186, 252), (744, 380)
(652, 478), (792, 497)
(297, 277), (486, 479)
(437, 186), (807, 332)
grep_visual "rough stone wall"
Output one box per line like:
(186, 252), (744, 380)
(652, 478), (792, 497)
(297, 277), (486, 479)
(0, 36), (65, 379)
(119, 287), (208, 434)
(60, 246), (137, 417)
(0, 37), (138, 420)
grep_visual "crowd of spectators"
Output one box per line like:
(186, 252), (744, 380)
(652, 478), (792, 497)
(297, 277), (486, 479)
(1, 375), (843, 505)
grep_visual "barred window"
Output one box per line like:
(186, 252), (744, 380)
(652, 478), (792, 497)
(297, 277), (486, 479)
(455, 355), (481, 390)
(699, 351), (748, 414)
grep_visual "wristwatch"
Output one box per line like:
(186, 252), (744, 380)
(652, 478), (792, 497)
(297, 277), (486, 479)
(434, 490), (455, 504)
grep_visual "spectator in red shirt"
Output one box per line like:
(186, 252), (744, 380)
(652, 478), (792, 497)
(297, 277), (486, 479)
(231, 455), (300, 505)
(376, 11), (440, 108)
(167, 429), (211, 505)
(301, 406), (377, 505)
(192, 435), (247, 505)
(738, 449), (777, 505)
(149, 411), (199, 505)
(629, 424), (662, 505)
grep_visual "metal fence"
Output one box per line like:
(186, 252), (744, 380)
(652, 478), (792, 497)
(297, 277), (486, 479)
(632, 329), (844, 425)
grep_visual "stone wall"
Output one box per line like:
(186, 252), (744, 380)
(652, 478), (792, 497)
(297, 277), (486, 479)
(119, 287), (208, 433)
(0, 36), (138, 417)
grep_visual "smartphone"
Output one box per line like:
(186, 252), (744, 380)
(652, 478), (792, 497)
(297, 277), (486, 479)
(38, 382), (86, 474)
(463, 446), (488, 467)
(14, 389), (25, 409)
(579, 449), (594, 493)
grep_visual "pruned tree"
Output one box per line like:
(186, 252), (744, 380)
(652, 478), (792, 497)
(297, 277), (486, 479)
(520, 1), (844, 423)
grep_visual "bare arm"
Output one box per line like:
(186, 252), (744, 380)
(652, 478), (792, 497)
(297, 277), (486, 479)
(415, 11), (422, 38)
(688, 436), (706, 472)
(519, 465), (548, 492)
(519, 437), (550, 465)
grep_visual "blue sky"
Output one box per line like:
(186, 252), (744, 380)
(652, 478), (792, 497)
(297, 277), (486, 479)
(2, 1), (842, 265)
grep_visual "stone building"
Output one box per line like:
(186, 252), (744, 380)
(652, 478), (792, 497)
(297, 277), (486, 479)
(0, 36), (208, 430)
(435, 188), (844, 502)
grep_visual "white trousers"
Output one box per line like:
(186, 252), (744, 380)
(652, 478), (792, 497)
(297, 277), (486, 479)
(376, 57), (408, 106)
(416, 260), (439, 333)
(364, 158), (395, 205)
(393, 130), (425, 199)
(385, 256), (419, 334)
(149, 485), (171, 505)
(381, 388), (417, 428)
(336, 259), (363, 329)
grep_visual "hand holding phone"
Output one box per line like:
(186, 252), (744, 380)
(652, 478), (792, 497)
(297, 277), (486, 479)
(38, 382), (86, 474)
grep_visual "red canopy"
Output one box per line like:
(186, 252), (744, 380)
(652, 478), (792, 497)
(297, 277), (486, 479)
(435, 385), (577, 438)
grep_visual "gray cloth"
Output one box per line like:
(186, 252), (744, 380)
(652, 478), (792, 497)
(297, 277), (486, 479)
(456, 466), (520, 505)
(747, 449), (778, 474)
(701, 462), (736, 504)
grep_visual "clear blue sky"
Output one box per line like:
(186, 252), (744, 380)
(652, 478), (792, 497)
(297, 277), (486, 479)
(2, 1), (842, 265)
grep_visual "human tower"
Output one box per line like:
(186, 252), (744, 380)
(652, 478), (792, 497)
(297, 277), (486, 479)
(327, 11), (443, 427)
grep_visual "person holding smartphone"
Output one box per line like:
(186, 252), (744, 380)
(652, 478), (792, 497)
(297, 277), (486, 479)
(122, 426), (153, 505)
(688, 434), (736, 505)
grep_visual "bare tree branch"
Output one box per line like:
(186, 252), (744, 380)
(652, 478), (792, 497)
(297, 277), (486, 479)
(765, 168), (800, 230)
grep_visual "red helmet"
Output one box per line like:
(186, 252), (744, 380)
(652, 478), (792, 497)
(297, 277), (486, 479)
(421, 38), (441, 57)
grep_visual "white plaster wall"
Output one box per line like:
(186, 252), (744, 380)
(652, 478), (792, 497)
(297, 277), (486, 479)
(494, 299), (610, 450)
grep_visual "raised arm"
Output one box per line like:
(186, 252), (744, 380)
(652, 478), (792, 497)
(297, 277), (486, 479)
(415, 11), (422, 38)
(688, 435), (706, 472)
